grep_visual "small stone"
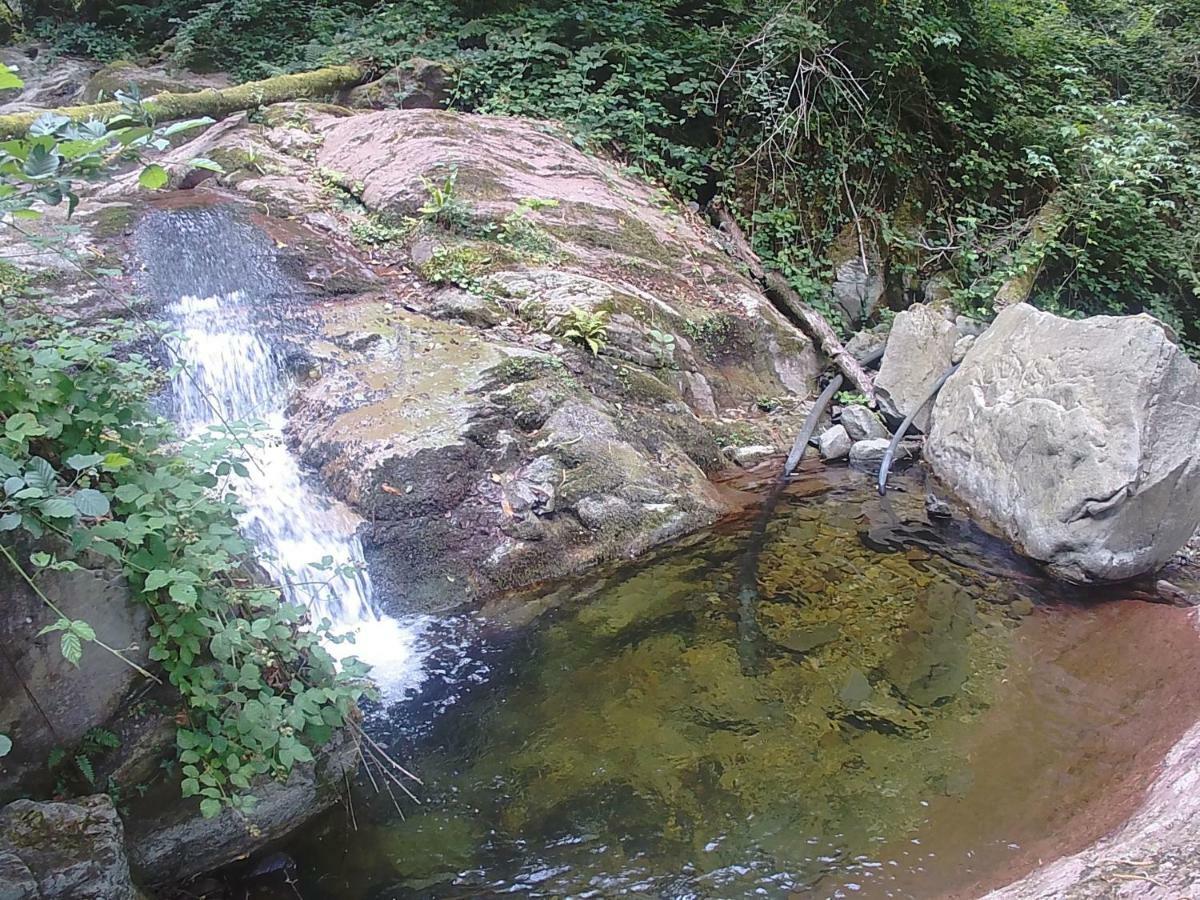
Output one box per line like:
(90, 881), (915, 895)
(840, 405), (889, 442)
(1008, 596), (1035, 617)
(849, 438), (922, 468)
(849, 438), (891, 466)
(839, 669), (873, 707)
(818, 425), (852, 461)
(1156, 580), (1194, 606)
(925, 492), (953, 518)
(951, 334), (976, 364)
(731, 445), (777, 468)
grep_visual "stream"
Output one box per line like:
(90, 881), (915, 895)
(139, 203), (1200, 900)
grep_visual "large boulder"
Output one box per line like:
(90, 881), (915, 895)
(927, 304), (1200, 583)
(874, 302), (957, 432)
(0, 795), (139, 899)
(0, 545), (149, 801)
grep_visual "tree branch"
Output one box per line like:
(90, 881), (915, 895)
(713, 204), (877, 402)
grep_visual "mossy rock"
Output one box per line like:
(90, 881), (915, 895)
(81, 62), (201, 103)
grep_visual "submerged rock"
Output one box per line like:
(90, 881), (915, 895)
(874, 303), (957, 432)
(927, 303), (1200, 583)
(884, 580), (976, 707)
(0, 795), (138, 900)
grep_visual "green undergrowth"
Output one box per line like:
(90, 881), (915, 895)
(23, 0), (1200, 346)
(0, 307), (371, 818)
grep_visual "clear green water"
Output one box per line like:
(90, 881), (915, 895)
(253, 473), (1189, 899)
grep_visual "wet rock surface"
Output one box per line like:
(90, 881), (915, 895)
(928, 303), (1200, 583)
(104, 106), (824, 610)
(123, 729), (358, 884)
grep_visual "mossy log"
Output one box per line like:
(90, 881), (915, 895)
(713, 205), (877, 403)
(0, 64), (368, 139)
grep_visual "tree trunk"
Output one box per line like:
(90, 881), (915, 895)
(712, 204), (878, 403)
(0, 64), (369, 139)
(992, 196), (1066, 310)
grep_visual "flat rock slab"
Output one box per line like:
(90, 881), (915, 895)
(927, 303), (1200, 583)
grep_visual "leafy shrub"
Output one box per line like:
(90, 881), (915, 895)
(0, 309), (371, 817)
(557, 306), (609, 356)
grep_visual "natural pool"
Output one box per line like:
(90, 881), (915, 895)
(249, 469), (1200, 899)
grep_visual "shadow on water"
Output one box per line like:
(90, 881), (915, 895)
(220, 467), (1200, 900)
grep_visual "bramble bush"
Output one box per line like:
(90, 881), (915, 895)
(0, 63), (370, 816)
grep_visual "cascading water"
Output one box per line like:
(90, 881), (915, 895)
(142, 205), (425, 700)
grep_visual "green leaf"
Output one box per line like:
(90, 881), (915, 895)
(72, 489), (110, 518)
(101, 453), (133, 472)
(0, 734), (11, 758)
(23, 457), (55, 493)
(0, 65), (23, 91)
(60, 630), (83, 665)
(144, 569), (172, 591)
(113, 484), (143, 502)
(37, 617), (69, 637)
(65, 453), (104, 471)
(5, 413), (46, 442)
(70, 620), (96, 642)
(0, 513), (21, 532)
(138, 164), (169, 190)
(39, 497), (77, 519)
(187, 157), (226, 173)
(29, 552), (51, 567)
(199, 798), (222, 819)
(169, 582), (198, 605)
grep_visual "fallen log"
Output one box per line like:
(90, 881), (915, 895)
(712, 204), (877, 403)
(0, 64), (369, 139)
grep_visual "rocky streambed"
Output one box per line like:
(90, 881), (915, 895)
(2, 55), (1200, 898)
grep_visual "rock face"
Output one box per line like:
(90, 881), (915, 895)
(343, 58), (453, 110)
(874, 302), (957, 432)
(0, 47), (98, 114)
(123, 729), (358, 884)
(0, 544), (149, 800)
(118, 107), (822, 610)
(927, 304), (1200, 583)
(0, 795), (138, 899)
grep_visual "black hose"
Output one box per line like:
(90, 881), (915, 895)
(876, 363), (959, 496)
(781, 345), (886, 480)
(782, 374), (842, 479)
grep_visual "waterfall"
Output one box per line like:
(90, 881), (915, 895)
(151, 209), (426, 702)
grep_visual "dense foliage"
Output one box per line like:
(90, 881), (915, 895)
(23, 0), (1199, 348)
(0, 79), (369, 816)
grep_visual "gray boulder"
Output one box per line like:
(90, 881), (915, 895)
(818, 425), (852, 461)
(849, 438), (919, 468)
(0, 795), (138, 899)
(840, 405), (889, 442)
(927, 303), (1200, 583)
(874, 303), (957, 432)
(0, 544), (148, 800)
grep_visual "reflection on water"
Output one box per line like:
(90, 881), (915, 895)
(259, 475), (1200, 899)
